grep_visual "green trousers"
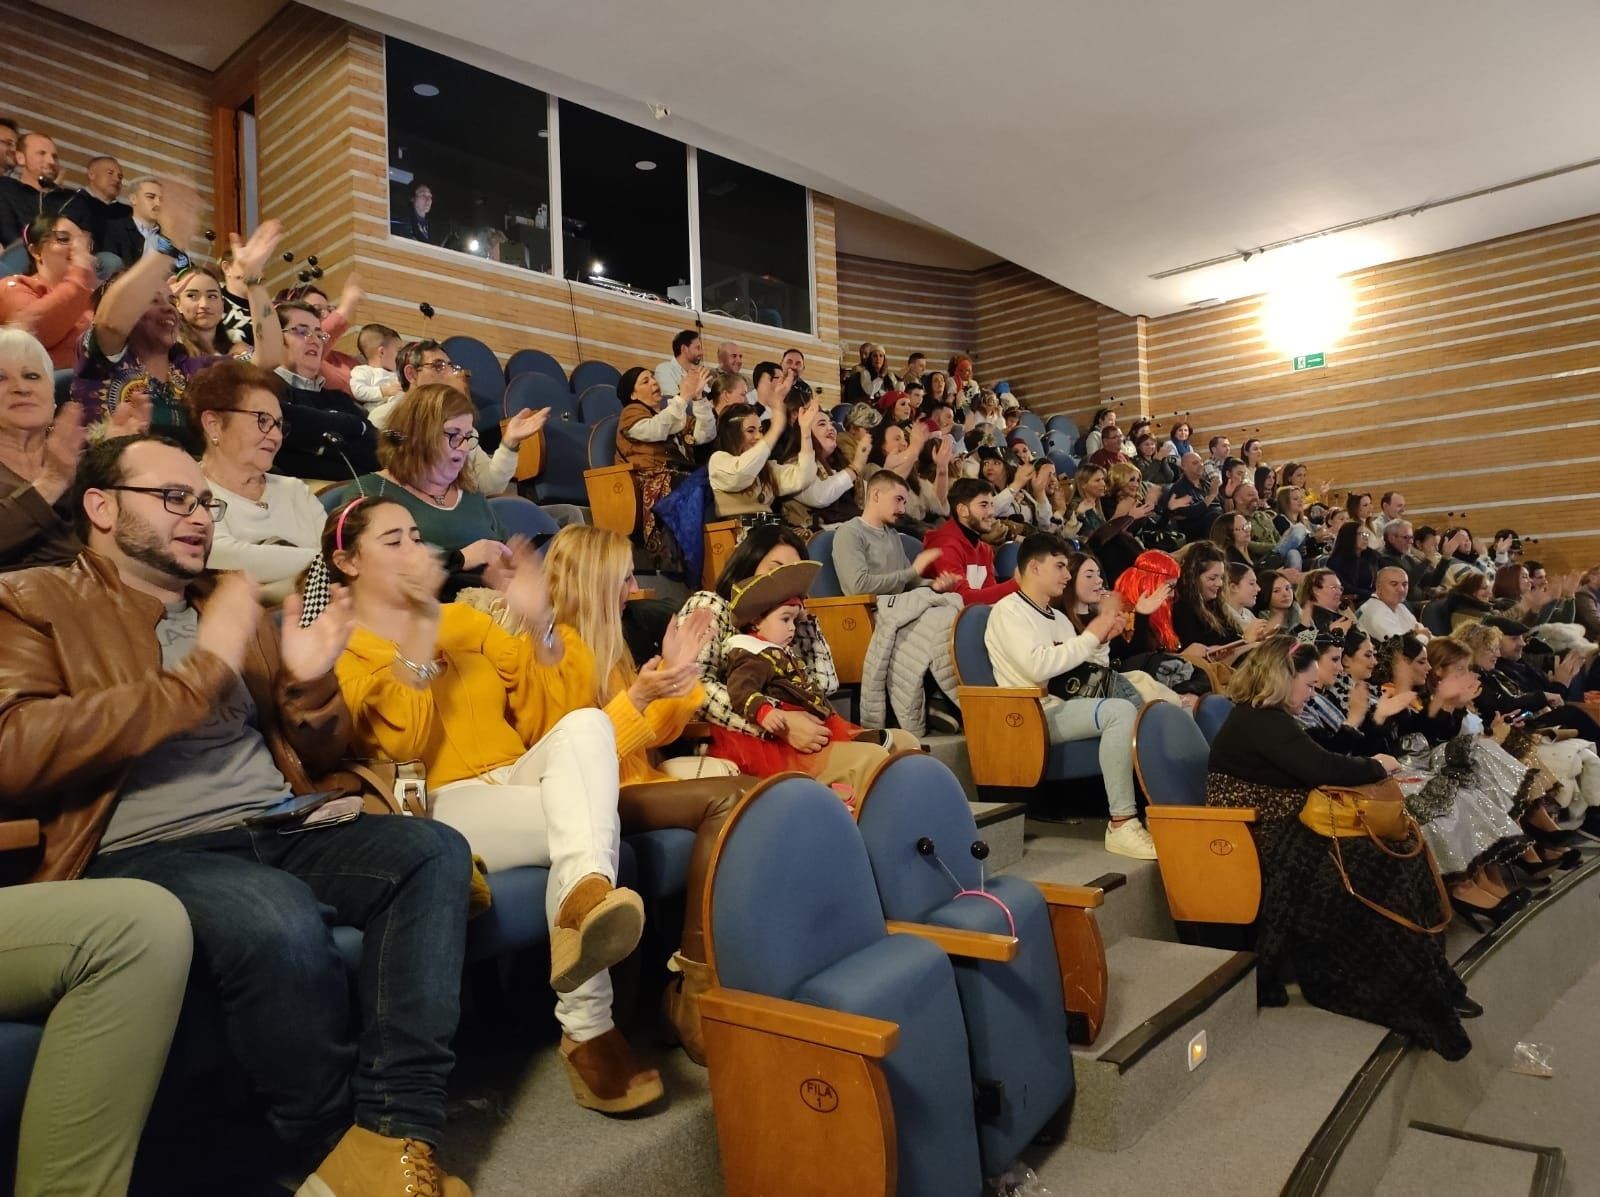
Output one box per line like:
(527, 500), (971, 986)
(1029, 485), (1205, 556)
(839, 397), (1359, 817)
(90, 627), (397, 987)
(0, 878), (192, 1197)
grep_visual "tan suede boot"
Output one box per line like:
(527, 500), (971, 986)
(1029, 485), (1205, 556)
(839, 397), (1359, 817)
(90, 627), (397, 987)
(295, 1126), (469, 1197)
(560, 1029), (665, 1114)
(660, 951), (714, 1066)
(550, 873), (645, 993)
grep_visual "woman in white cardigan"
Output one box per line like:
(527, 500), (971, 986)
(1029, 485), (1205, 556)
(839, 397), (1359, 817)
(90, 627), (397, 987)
(189, 360), (328, 602)
(707, 399), (815, 518)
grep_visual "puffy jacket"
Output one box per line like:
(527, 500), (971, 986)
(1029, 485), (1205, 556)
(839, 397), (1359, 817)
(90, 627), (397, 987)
(0, 552), (351, 883)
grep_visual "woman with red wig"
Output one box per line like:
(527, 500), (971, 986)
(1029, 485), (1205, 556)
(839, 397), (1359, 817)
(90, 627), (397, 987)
(1108, 549), (1213, 695)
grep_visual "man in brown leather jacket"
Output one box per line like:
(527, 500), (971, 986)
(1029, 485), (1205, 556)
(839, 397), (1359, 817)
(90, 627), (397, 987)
(0, 434), (475, 1195)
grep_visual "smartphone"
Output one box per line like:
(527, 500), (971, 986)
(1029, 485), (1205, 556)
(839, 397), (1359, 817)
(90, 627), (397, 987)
(243, 790), (344, 829)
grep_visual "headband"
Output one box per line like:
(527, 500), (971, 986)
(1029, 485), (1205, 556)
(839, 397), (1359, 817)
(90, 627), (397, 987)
(334, 496), (366, 553)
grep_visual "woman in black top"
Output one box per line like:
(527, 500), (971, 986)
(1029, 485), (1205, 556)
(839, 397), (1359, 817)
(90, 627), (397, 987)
(1327, 520), (1384, 603)
(1207, 636), (1473, 1059)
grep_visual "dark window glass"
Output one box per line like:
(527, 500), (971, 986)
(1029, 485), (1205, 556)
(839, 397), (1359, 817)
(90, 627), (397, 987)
(385, 38), (551, 272)
(558, 101), (689, 302)
(697, 151), (811, 334)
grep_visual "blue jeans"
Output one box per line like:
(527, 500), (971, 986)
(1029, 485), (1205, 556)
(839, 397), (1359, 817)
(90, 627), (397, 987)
(85, 814), (471, 1146)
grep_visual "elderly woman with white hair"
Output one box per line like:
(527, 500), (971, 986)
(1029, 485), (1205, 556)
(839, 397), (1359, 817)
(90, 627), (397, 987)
(0, 328), (92, 572)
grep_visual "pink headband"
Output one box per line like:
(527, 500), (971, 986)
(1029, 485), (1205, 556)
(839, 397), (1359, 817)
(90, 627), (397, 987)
(334, 497), (366, 552)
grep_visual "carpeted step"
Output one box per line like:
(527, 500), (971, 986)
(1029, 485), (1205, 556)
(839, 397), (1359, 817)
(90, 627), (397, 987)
(1375, 1124), (1552, 1196)
(972, 800), (1026, 872)
(1065, 937), (1256, 1152)
(1006, 820), (1174, 948)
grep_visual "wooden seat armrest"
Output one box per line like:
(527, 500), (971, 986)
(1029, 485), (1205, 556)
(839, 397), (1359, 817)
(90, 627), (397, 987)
(0, 820), (41, 851)
(699, 986), (899, 1058)
(504, 425), (546, 481)
(1145, 806), (1257, 823)
(886, 921), (1020, 962)
(1035, 882), (1105, 910)
(804, 594), (878, 612)
(961, 685), (1047, 700)
(583, 462), (635, 479)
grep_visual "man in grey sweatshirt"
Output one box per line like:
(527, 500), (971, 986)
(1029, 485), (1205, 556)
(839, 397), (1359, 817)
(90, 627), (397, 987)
(833, 472), (961, 596)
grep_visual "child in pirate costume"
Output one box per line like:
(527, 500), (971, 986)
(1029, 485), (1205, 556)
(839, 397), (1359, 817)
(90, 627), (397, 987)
(710, 561), (918, 802)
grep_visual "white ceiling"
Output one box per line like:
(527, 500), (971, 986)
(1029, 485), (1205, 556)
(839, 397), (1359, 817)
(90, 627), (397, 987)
(35, 0), (280, 69)
(49, 0), (1600, 314)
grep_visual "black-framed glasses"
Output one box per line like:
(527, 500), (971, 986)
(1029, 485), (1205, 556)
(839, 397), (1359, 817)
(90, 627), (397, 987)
(103, 486), (226, 520)
(217, 408), (289, 436)
(443, 429), (480, 451)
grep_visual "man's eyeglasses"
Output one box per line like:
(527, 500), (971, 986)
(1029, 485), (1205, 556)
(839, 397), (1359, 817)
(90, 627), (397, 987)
(218, 408), (289, 436)
(103, 487), (227, 520)
(444, 429), (480, 451)
(285, 327), (330, 344)
(420, 360), (464, 376)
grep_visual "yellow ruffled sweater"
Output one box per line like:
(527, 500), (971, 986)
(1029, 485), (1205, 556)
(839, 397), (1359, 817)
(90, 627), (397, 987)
(337, 603), (702, 787)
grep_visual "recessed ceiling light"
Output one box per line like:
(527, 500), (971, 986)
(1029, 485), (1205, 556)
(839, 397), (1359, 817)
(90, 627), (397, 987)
(413, 83), (439, 97)
(635, 160), (656, 172)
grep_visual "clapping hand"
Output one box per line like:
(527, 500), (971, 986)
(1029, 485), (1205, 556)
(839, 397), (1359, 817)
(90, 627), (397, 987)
(496, 537), (551, 626)
(1011, 462), (1035, 491)
(106, 384), (152, 436)
(929, 571), (963, 593)
(195, 572), (263, 673)
(1243, 618), (1272, 643)
(155, 178), (202, 250)
(1168, 492), (1194, 510)
(280, 584), (355, 681)
(1134, 581), (1173, 615)
(679, 364), (708, 403)
(798, 399), (822, 436)
(1346, 678), (1372, 724)
(912, 547), (944, 577)
(629, 656), (701, 707)
(1553, 651), (1584, 686)
(67, 226), (96, 274)
(1373, 688), (1415, 722)
(37, 401), (86, 501)
(396, 551), (447, 616)
(662, 607), (715, 671)
(227, 219), (285, 284)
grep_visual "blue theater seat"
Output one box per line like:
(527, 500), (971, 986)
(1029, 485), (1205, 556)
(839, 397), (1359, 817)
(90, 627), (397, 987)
(569, 360), (622, 395)
(505, 347), (566, 386)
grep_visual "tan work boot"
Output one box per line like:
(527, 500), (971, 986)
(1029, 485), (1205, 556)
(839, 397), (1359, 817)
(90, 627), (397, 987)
(550, 873), (644, 993)
(296, 1126), (469, 1197)
(660, 951), (714, 1066)
(560, 1029), (665, 1114)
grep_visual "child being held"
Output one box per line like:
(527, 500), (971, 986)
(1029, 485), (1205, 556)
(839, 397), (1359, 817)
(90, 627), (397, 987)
(710, 560), (918, 804)
(349, 323), (404, 414)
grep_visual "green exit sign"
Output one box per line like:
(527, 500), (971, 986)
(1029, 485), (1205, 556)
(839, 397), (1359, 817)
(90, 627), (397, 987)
(1292, 352), (1326, 371)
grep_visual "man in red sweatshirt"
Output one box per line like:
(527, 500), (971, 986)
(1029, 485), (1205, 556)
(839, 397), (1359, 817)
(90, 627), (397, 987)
(919, 477), (1019, 605)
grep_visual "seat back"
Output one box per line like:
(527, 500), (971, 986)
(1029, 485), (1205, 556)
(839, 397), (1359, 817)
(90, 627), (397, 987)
(898, 531), (923, 569)
(1131, 700), (1210, 806)
(1044, 428), (1074, 458)
(1008, 426), (1045, 460)
(570, 359), (622, 394)
(856, 753), (1075, 1172)
(318, 482), (357, 513)
(1015, 410), (1045, 435)
(505, 346), (566, 385)
(575, 383), (622, 423)
(488, 495), (560, 542)
(993, 540), (1019, 582)
(1194, 694), (1233, 744)
(707, 775), (982, 1195)
(952, 604), (998, 686)
(1420, 598), (1452, 636)
(440, 336), (506, 429)
(504, 371), (577, 423)
(831, 403), (851, 428)
(808, 528), (844, 597)
(587, 413), (619, 469)
(1047, 450), (1077, 479)
(530, 419), (591, 505)
(1045, 414), (1079, 442)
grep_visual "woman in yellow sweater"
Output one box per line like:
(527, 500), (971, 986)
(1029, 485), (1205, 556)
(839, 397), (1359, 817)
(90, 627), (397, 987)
(327, 497), (666, 1115)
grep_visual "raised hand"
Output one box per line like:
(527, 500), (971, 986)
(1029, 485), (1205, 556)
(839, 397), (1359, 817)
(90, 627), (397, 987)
(156, 178), (202, 250)
(396, 551), (447, 616)
(662, 606), (715, 670)
(1373, 688), (1415, 722)
(929, 570), (962, 593)
(67, 225), (96, 274)
(1346, 679), (1372, 724)
(280, 584), (355, 681)
(502, 406), (549, 449)
(339, 272), (364, 314)
(1011, 462), (1035, 491)
(227, 219), (285, 283)
(679, 364), (707, 402)
(912, 547), (944, 577)
(36, 401), (86, 502)
(772, 366), (796, 403)
(629, 656), (701, 708)
(195, 572), (262, 673)
(798, 399), (822, 435)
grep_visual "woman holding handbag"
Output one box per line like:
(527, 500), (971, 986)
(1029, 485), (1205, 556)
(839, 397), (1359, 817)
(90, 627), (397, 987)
(1206, 635), (1475, 1060)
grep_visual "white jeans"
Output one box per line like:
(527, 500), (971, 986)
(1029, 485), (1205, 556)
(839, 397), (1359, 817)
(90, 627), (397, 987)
(1043, 696), (1139, 819)
(432, 708), (622, 1041)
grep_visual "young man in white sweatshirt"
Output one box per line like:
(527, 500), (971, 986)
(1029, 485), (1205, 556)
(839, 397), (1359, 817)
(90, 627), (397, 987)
(984, 534), (1157, 859)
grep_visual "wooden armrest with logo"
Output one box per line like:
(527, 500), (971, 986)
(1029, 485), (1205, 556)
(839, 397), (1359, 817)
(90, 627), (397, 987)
(503, 424), (546, 482)
(700, 987), (899, 1057)
(804, 594), (877, 685)
(957, 685), (1049, 788)
(1145, 806), (1262, 925)
(584, 462), (640, 537)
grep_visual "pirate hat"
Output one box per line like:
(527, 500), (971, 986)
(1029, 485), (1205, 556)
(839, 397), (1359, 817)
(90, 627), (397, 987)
(729, 560), (821, 628)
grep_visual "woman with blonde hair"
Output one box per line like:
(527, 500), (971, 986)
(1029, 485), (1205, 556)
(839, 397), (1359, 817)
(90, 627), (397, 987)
(544, 525), (752, 1064)
(1206, 635), (1472, 1054)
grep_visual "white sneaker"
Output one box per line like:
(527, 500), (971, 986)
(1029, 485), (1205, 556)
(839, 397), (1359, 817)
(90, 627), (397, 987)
(1104, 819), (1158, 860)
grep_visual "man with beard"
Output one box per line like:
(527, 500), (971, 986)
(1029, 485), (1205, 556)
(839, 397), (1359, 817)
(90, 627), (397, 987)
(653, 328), (704, 399)
(0, 131), (62, 250)
(917, 476), (1019, 605)
(0, 434), (477, 1194)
